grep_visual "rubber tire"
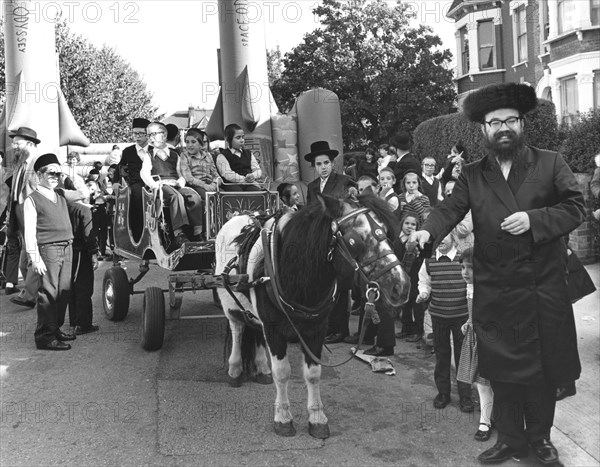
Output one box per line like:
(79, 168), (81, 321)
(141, 287), (165, 351)
(103, 267), (130, 321)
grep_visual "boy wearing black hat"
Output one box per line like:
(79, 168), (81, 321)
(305, 141), (356, 204)
(24, 154), (75, 351)
(411, 82), (584, 466)
(113, 117), (151, 240)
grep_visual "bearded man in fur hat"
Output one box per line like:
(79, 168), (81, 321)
(411, 83), (585, 465)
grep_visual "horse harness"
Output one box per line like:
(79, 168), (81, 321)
(221, 206), (413, 367)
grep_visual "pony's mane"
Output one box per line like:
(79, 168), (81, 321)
(277, 202), (338, 305)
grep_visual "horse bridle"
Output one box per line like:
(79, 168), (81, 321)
(331, 206), (402, 308)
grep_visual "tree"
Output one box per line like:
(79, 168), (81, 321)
(269, 0), (456, 148)
(0, 21), (156, 143)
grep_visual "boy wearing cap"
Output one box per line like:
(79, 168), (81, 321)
(113, 117), (151, 240)
(24, 154), (75, 351)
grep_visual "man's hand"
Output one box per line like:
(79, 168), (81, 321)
(31, 257), (47, 276)
(347, 186), (358, 197)
(415, 291), (429, 304)
(91, 254), (99, 271)
(244, 174), (255, 183)
(409, 230), (431, 249)
(501, 212), (530, 235)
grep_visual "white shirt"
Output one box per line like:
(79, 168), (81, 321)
(496, 158), (512, 180)
(320, 176), (330, 193)
(422, 172), (444, 201)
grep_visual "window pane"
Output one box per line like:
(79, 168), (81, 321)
(480, 46), (494, 69)
(592, 0), (600, 26)
(460, 27), (470, 73)
(561, 76), (579, 125)
(518, 36), (527, 62)
(558, 0), (577, 33)
(479, 21), (493, 45)
(594, 72), (600, 109)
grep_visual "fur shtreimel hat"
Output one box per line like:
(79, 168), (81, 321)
(463, 83), (538, 123)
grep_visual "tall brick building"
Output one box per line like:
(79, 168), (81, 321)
(447, 0), (600, 124)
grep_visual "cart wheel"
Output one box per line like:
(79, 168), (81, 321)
(142, 287), (165, 351)
(212, 288), (222, 309)
(103, 267), (130, 321)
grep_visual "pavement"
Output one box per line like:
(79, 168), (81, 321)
(0, 260), (598, 466)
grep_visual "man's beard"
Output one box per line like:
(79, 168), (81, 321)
(12, 147), (29, 164)
(483, 130), (526, 161)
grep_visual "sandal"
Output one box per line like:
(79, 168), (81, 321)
(474, 423), (492, 442)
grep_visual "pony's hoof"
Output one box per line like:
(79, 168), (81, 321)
(308, 422), (330, 439)
(273, 421), (296, 437)
(253, 373), (273, 385)
(228, 375), (243, 388)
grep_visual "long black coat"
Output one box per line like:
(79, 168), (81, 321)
(422, 147), (585, 385)
(307, 172), (355, 204)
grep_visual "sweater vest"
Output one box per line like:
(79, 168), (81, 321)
(221, 149), (252, 176)
(426, 257), (468, 318)
(151, 149), (178, 179)
(29, 190), (73, 245)
(421, 177), (440, 207)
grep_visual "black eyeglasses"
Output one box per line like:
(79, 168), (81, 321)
(132, 131), (146, 137)
(485, 117), (522, 130)
(45, 171), (62, 177)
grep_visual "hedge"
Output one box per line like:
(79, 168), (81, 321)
(413, 99), (559, 167)
(559, 109), (600, 173)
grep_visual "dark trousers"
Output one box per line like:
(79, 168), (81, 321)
(401, 294), (425, 335)
(92, 204), (108, 256)
(365, 305), (396, 348)
(490, 380), (556, 450)
(33, 243), (72, 346)
(161, 185), (203, 231)
(327, 289), (349, 337)
(68, 249), (94, 328)
(4, 204), (25, 284)
(129, 183), (144, 241)
(431, 314), (471, 397)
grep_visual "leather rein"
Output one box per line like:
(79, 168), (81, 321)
(222, 206), (402, 368)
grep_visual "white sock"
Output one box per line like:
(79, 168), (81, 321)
(5, 282), (14, 288)
(477, 382), (494, 426)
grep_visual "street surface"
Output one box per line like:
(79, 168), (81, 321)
(1, 260), (598, 466)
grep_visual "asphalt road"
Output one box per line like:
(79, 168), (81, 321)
(1, 260), (598, 466)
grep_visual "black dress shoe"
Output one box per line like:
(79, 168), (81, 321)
(363, 345), (394, 356)
(474, 423), (492, 442)
(433, 393), (450, 409)
(75, 325), (100, 335)
(4, 286), (19, 295)
(343, 334), (374, 345)
(477, 442), (528, 464)
(556, 383), (576, 401)
(459, 396), (475, 413)
(9, 296), (36, 308)
(324, 333), (344, 344)
(36, 339), (71, 351)
(56, 330), (76, 341)
(530, 439), (559, 465)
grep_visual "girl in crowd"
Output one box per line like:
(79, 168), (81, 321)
(180, 129), (221, 200)
(277, 182), (301, 213)
(378, 167), (399, 212)
(457, 247), (494, 442)
(398, 171), (430, 224)
(357, 148), (379, 181)
(395, 213), (425, 342)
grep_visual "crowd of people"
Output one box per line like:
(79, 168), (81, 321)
(1, 81), (597, 466)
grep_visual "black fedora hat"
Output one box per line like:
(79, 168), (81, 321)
(304, 141), (339, 163)
(9, 127), (41, 145)
(33, 153), (61, 172)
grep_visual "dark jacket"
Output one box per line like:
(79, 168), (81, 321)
(389, 152), (421, 191)
(114, 144), (145, 186)
(307, 172), (356, 204)
(422, 147), (585, 385)
(68, 202), (98, 255)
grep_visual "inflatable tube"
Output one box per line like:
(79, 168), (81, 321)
(296, 89), (344, 184)
(271, 112), (299, 182)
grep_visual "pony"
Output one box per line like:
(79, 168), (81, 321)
(214, 194), (410, 439)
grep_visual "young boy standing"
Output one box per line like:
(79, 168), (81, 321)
(416, 232), (474, 412)
(24, 154), (75, 350)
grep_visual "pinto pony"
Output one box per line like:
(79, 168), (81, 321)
(215, 194), (410, 439)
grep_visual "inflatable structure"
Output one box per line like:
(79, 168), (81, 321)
(206, 0), (343, 185)
(1, 0), (89, 166)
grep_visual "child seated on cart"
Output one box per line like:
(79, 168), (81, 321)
(140, 122), (204, 246)
(180, 128), (222, 199)
(215, 123), (263, 192)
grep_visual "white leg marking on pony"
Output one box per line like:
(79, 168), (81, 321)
(227, 319), (244, 379)
(271, 356), (293, 424)
(304, 362), (328, 425)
